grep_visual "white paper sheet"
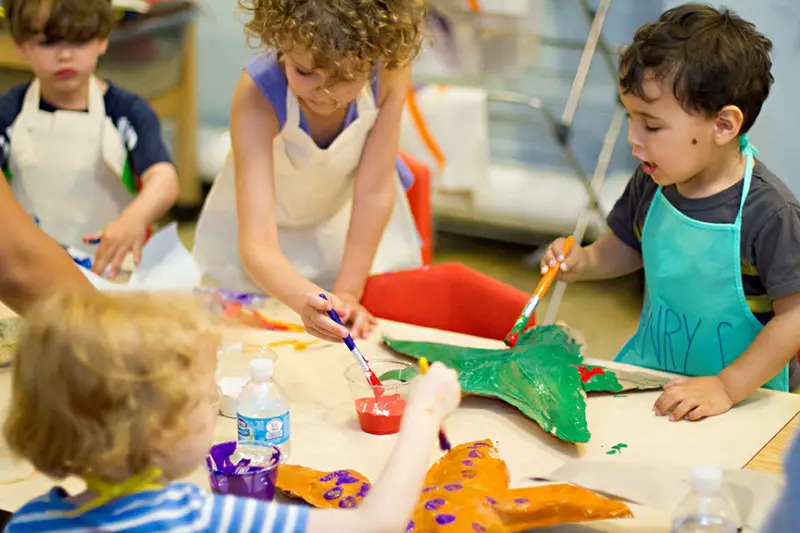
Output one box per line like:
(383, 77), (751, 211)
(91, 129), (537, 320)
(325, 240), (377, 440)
(542, 461), (785, 532)
(79, 223), (201, 292)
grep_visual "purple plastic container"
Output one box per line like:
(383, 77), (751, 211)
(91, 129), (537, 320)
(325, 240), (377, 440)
(207, 441), (281, 500)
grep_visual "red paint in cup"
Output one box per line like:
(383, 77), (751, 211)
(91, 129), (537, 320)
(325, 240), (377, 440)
(354, 393), (406, 435)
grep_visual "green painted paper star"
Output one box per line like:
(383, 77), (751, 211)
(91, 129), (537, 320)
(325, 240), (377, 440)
(382, 325), (623, 444)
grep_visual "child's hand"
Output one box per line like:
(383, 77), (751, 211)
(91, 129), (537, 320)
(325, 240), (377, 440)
(335, 292), (377, 340)
(407, 362), (461, 423)
(540, 237), (588, 282)
(653, 376), (733, 421)
(301, 293), (351, 343)
(84, 213), (148, 278)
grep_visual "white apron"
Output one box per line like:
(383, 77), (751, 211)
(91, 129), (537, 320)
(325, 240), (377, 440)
(8, 77), (131, 255)
(194, 82), (422, 293)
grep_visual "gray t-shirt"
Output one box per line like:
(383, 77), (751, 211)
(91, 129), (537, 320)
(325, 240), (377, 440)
(607, 160), (800, 325)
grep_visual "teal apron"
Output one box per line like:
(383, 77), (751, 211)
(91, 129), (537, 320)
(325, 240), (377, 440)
(615, 138), (788, 392)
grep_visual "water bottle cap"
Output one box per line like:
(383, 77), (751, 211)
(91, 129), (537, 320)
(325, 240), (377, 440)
(249, 358), (274, 380)
(690, 465), (723, 494)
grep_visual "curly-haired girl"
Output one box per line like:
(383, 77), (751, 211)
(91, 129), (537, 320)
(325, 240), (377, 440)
(193, 0), (427, 342)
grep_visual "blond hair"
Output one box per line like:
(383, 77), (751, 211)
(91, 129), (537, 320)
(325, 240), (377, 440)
(239, 0), (427, 84)
(3, 292), (220, 482)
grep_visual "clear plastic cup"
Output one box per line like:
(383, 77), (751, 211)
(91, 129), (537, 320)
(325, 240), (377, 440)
(344, 360), (417, 435)
(217, 344), (278, 418)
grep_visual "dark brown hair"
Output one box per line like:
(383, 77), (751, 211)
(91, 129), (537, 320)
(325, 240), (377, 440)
(619, 3), (773, 134)
(4, 0), (114, 44)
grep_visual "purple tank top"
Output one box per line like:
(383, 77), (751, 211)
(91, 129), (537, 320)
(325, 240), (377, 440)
(245, 55), (414, 190)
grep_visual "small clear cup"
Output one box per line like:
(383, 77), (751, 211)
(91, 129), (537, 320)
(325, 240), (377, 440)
(344, 360), (417, 435)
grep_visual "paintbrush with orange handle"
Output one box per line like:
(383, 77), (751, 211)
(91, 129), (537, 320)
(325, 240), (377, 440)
(504, 235), (575, 347)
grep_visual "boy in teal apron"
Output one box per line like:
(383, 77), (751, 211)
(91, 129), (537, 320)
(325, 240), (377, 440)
(542, 5), (800, 421)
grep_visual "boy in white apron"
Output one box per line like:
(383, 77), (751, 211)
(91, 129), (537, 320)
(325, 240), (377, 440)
(541, 5), (800, 418)
(1, 0), (179, 278)
(194, 1), (426, 342)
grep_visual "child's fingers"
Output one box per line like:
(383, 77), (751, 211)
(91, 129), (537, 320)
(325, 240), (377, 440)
(315, 312), (350, 339)
(670, 398), (699, 421)
(132, 240), (144, 267)
(351, 312), (370, 339)
(305, 322), (345, 343)
(686, 404), (713, 421)
(83, 231), (103, 245)
(107, 246), (129, 279)
(653, 387), (684, 416)
(92, 241), (114, 275)
(305, 293), (334, 312)
(662, 377), (688, 390)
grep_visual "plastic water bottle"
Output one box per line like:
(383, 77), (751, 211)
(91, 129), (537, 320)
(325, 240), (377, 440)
(672, 466), (738, 533)
(235, 358), (291, 465)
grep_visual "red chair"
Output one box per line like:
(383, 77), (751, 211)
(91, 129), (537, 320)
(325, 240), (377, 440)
(363, 262), (534, 340)
(400, 152), (433, 266)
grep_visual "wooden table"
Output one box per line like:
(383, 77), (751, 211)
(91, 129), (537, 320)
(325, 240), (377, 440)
(0, 21), (201, 210)
(746, 414), (798, 473)
(1, 302), (798, 528)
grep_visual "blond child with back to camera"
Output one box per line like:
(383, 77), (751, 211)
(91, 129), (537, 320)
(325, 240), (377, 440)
(0, 0), (179, 278)
(3, 292), (461, 532)
(193, 0), (427, 343)
(542, 4), (800, 422)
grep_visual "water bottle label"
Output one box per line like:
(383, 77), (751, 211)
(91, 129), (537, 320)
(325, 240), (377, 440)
(237, 412), (290, 446)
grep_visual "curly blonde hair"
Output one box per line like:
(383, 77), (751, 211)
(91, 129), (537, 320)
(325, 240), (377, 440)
(239, 0), (427, 84)
(3, 292), (220, 482)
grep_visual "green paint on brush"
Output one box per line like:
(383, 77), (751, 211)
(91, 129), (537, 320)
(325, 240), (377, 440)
(384, 325), (622, 444)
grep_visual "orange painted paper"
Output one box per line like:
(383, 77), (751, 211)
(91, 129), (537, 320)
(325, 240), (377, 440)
(276, 440), (632, 531)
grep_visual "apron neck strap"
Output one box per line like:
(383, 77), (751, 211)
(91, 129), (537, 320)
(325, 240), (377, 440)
(736, 133), (757, 220)
(65, 466), (164, 517)
(23, 76), (105, 116)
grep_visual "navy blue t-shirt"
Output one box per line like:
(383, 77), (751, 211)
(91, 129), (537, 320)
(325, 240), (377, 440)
(0, 81), (172, 185)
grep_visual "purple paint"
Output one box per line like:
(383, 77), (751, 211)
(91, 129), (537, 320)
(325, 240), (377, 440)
(462, 460), (474, 467)
(421, 486), (438, 493)
(485, 496), (497, 505)
(514, 498), (529, 504)
(462, 470), (477, 479)
(444, 484), (463, 492)
(336, 475), (360, 485)
(319, 473), (337, 482)
(338, 496), (358, 509)
(357, 483), (371, 498)
(406, 521), (415, 532)
(323, 487), (344, 500)
(436, 514), (456, 525)
(468, 450), (484, 459)
(472, 524), (487, 532)
(424, 498), (446, 511)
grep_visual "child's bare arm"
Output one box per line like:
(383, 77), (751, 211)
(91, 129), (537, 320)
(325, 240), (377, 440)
(333, 66), (410, 303)
(306, 363), (461, 533)
(0, 178), (93, 313)
(541, 232), (643, 282)
(655, 292), (800, 421)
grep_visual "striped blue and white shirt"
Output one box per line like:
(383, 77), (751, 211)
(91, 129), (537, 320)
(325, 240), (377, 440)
(5, 482), (309, 532)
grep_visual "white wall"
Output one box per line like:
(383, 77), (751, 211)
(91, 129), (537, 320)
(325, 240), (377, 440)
(196, 2), (257, 126)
